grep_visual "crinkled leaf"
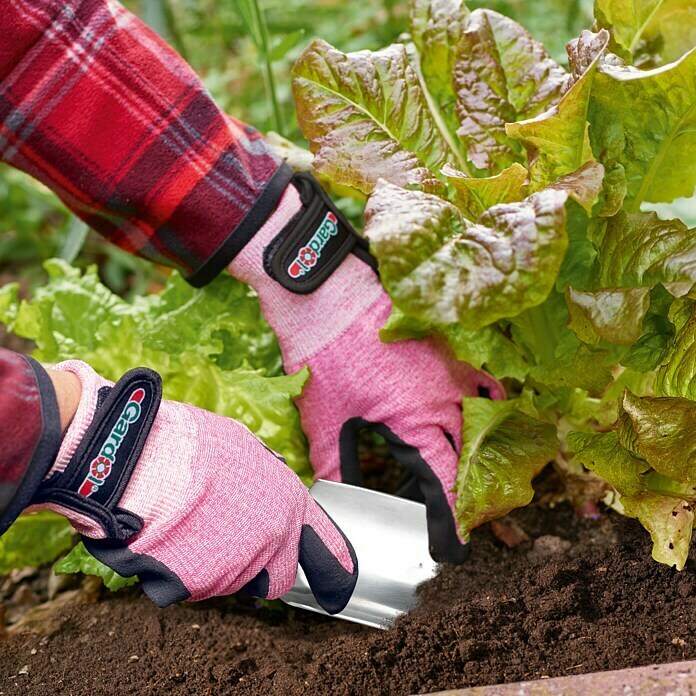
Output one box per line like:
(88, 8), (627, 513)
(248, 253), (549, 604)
(453, 9), (568, 173)
(594, 0), (696, 66)
(0, 513), (74, 575)
(408, 0), (471, 170)
(566, 285), (651, 345)
(567, 431), (648, 496)
(589, 48), (696, 209)
(506, 30), (609, 190)
(291, 39), (451, 195)
(365, 180), (569, 329)
(0, 260), (312, 484)
(456, 397), (557, 534)
(618, 389), (696, 481)
(55, 542), (138, 591)
(655, 300), (696, 399)
(597, 211), (696, 288)
(443, 162), (529, 220)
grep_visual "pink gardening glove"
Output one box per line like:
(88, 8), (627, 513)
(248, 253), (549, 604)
(27, 360), (357, 611)
(229, 174), (504, 563)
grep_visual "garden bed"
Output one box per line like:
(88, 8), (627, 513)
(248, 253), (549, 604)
(1, 503), (693, 695)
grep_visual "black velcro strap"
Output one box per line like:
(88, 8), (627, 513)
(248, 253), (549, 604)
(265, 172), (376, 294)
(34, 368), (162, 539)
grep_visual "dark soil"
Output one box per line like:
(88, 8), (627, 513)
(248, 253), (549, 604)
(1, 504), (694, 695)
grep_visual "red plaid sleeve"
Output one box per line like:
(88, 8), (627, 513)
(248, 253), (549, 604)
(0, 0), (292, 286)
(0, 348), (62, 535)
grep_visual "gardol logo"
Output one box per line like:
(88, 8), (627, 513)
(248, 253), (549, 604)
(288, 210), (338, 278)
(78, 388), (145, 497)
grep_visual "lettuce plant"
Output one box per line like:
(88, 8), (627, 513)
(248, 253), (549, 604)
(291, 0), (696, 568)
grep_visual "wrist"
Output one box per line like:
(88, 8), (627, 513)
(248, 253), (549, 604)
(48, 368), (82, 433)
(228, 177), (384, 367)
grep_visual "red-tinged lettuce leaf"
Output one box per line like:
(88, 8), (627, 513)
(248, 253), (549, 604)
(618, 389), (696, 481)
(0, 513), (74, 575)
(594, 0), (696, 67)
(588, 48), (696, 209)
(55, 542), (138, 591)
(408, 0), (472, 171)
(655, 299), (696, 399)
(545, 161), (605, 214)
(291, 39), (452, 195)
(453, 9), (568, 174)
(364, 179), (569, 329)
(443, 162), (529, 220)
(456, 397), (558, 535)
(566, 286), (651, 345)
(597, 211), (696, 288)
(506, 30), (610, 190)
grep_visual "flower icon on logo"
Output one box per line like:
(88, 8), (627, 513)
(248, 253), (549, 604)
(90, 455), (112, 480)
(299, 247), (317, 267)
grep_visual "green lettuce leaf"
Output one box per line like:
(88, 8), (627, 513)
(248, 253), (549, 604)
(568, 430), (695, 569)
(621, 477), (695, 570)
(453, 9), (568, 173)
(621, 284), (676, 371)
(443, 162), (529, 220)
(0, 513), (74, 575)
(510, 291), (614, 392)
(618, 389), (696, 481)
(456, 397), (558, 534)
(506, 30), (609, 190)
(291, 39), (451, 194)
(55, 542), (138, 591)
(365, 179), (568, 328)
(379, 305), (529, 379)
(408, 0), (472, 171)
(655, 300), (696, 399)
(0, 260), (312, 484)
(596, 211), (696, 287)
(589, 48), (696, 209)
(567, 430), (648, 496)
(594, 0), (696, 66)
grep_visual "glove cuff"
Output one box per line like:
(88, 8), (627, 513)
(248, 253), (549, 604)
(34, 363), (162, 542)
(0, 351), (62, 536)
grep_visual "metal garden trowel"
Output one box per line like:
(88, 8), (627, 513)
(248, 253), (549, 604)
(282, 480), (439, 629)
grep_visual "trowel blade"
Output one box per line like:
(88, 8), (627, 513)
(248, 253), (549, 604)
(281, 480), (440, 629)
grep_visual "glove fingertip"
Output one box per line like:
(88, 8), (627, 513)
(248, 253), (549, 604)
(298, 522), (358, 615)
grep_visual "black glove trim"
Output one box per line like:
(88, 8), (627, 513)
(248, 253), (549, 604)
(186, 162), (295, 288)
(339, 418), (471, 565)
(34, 368), (162, 541)
(82, 536), (191, 607)
(264, 172), (377, 294)
(0, 356), (62, 536)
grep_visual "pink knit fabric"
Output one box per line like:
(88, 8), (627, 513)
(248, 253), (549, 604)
(33, 360), (354, 602)
(228, 180), (504, 554)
